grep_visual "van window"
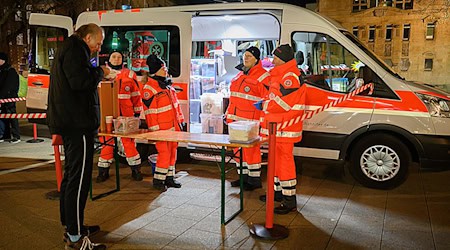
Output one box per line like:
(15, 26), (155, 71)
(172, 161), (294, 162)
(29, 26), (67, 74)
(101, 26), (181, 77)
(292, 32), (363, 93)
(192, 41), (222, 58)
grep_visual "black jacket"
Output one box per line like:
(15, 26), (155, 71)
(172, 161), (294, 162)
(47, 35), (104, 135)
(0, 64), (19, 99)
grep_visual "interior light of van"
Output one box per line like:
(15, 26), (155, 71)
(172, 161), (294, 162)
(223, 15), (233, 21)
(416, 93), (450, 118)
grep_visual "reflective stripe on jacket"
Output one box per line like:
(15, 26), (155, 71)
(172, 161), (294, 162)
(226, 61), (270, 123)
(141, 77), (184, 131)
(117, 68), (143, 117)
(261, 59), (306, 143)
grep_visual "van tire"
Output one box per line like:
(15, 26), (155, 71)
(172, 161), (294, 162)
(349, 133), (410, 189)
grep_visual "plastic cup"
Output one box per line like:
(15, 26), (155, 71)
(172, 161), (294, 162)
(105, 116), (113, 132)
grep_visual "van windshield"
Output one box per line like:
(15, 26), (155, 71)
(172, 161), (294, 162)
(341, 31), (404, 80)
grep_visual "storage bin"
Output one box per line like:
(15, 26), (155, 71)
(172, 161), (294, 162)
(228, 121), (259, 142)
(200, 113), (223, 134)
(200, 93), (223, 115)
(113, 116), (140, 133)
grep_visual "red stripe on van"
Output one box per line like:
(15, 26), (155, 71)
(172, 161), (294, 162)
(374, 91), (428, 112)
(97, 10), (107, 21)
(305, 85), (428, 113)
(114, 10), (124, 13)
(28, 74), (50, 88)
(305, 85), (374, 109)
(172, 82), (188, 101)
(417, 91), (450, 100)
(131, 9), (141, 12)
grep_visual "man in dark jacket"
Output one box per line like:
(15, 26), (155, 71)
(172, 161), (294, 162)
(48, 23), (109, 250)
(0, 52), (21, 143)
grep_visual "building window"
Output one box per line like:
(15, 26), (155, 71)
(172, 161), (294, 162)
(394, 0), (413, 10)
(353, 26), (359, 37)
(424, 58), (433, 71)
(353, 0), (369, 12)
(369, 25), (375, 42)
(403, 24), (410, 40)
(353, 0), (384, 11)
(385, 24), (393, 41)
(426, 23), (435, 40)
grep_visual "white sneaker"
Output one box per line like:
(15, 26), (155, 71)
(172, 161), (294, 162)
(10, 138), (21, 144)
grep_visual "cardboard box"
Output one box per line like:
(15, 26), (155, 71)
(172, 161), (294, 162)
(98, 80), (119, 133)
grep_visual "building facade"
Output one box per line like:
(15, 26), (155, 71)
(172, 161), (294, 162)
(318, 0), (450, 85)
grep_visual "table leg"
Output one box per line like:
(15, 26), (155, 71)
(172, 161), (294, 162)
(91, 136), (120, 200)
(223, 147), (244, 225)
(221, 146), (226, 225)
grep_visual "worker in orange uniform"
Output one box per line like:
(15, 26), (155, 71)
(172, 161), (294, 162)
(141, 55), (184, 192)
(255, 44), (306, 214)
(97, 51), (144, 182)
(226, 46), (270, 190)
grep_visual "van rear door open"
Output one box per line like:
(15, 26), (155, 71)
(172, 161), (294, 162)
(93, 10), (193, 122)
(27, 14), (73, 120)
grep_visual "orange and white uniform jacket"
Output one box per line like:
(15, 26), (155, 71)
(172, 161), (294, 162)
(141, 77), (184, 132)
(260, 59), (307, 143)
(117, 68), (143, 117)
(226, 61), (270, 123)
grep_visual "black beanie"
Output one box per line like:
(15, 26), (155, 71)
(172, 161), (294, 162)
(147, 54), (165, 74)
(273, 44), (294, 63)
(108, 51), (124, 70)
(245, 46), (260, 60)
(0, 52), (8, 62)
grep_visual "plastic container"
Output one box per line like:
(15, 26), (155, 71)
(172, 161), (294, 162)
(228, 121), (259, 142)
(200, 113), (223, 134)
(113, 116), (140, 133)
(200, 93), (223, 114)
(148, 154), (157, 174)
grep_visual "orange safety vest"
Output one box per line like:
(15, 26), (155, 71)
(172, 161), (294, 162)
(141, 77), (184, 131)
(117, 68), (143, 117)
(261, 59), (307, 143)
(226, 61), (270, 123)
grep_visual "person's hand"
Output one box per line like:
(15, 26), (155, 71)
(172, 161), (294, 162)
(100, 65), (111, 77)
(253, 100), (263, 111)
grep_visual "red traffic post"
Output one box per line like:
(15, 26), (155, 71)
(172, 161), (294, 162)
(249, 122), (289, 240)
(26, 123), (44, 143)
(45, 135), (63, 200)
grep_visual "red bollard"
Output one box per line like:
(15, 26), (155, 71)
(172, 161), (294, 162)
(45, 134), (63, 200)
(265, 121), (276, 229)
(249, 122), (289, 240)
(54, 145), (63, 191)
(26, 123), (44, 143)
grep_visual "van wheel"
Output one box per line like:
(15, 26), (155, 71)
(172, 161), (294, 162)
(349, 134), (410, 189)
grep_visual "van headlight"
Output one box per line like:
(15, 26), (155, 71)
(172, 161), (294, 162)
(416, 93), (450, 118)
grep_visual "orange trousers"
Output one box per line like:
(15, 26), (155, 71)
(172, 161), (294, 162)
(274, 142), (296, 181)
(155, 141), (178, 168)
(98, 136), (140, 167)
(233, 143), (261, 177)
(273, 142), (297, 196)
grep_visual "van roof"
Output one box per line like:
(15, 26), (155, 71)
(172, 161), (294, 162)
(76, 2), (346, 32)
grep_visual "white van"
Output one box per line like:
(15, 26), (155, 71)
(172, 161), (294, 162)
(27, 2), (450, 189)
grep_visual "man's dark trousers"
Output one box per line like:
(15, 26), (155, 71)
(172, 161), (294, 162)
(60, 132), (95, 236)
